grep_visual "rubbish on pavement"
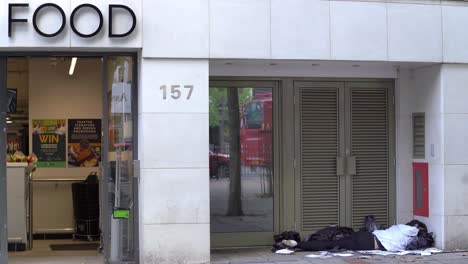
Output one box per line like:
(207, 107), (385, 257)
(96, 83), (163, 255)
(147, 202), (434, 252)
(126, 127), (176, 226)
(305, 252), (332, 259)
(275, 249), (295, 255)
(333, 252), (354, 257)
(358, 248), (442, 256)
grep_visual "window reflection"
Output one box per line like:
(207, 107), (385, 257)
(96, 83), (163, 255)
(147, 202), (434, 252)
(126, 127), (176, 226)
(209, 87), (273, 233)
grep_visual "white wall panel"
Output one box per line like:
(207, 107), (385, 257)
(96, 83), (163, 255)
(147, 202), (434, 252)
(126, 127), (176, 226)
(445, 165), (468, 216)
(429, 164), (444, 216)
(444, 114), (468, 165)
(139, 113), (209, 169)
(396, 66), (445, 248)
(442, 64), (468, 114)
(388, 3), (442, 62)
(142, 0), (208, 58)
(445, 215), (468, 249)
(271, 0), (330, 60)
(442, 6), (468, 63)
(396, 164), (413, 214)
(141, 168), (209, 225)
(140, 59), (208, 114)
(70, 0), (142, 48)
(210, 0), (270, 59)
(142, 223), (210, 264)
(396, 117), (412, 165)
(330, 1), (388, 61)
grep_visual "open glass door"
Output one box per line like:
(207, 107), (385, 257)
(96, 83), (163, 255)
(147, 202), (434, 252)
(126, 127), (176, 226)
(102, 55), (139, 263)
(0, 57), (8, 263)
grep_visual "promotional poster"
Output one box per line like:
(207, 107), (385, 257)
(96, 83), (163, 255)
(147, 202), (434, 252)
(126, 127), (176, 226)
(32, 119), (67, 168)
(68, 119), (102, 167)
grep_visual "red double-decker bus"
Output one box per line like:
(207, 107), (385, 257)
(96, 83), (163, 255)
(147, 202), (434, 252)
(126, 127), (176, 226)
(240, 89), (273, 167)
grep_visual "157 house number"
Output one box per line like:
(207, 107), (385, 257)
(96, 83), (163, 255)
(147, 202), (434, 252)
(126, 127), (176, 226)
(160, 85), (194, 100)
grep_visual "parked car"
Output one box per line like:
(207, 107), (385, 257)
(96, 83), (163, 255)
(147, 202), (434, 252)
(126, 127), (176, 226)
(209, 151), (229, 179)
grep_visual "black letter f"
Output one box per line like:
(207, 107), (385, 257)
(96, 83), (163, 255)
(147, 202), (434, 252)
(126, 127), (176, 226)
(9, 4), (29, 37)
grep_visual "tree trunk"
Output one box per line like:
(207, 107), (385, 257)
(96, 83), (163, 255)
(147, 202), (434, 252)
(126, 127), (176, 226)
(226, 88), (243, 216)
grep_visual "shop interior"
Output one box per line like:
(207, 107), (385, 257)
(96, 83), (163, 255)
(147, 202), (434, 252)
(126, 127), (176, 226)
(6, 57), (103, 263)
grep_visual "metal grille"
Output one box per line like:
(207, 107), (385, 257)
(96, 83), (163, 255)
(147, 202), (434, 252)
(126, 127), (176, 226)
(413, 114), (425, 159)
(300, 88), (340, 231)
(350, 88), (389, 230)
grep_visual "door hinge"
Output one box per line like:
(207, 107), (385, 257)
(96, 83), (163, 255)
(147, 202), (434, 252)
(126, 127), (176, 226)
(293, 95), (297, 105)
(294, 158), (297, 168)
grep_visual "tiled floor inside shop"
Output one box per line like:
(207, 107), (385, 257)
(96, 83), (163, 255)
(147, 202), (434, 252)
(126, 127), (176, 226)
(8, 240), (102, 264)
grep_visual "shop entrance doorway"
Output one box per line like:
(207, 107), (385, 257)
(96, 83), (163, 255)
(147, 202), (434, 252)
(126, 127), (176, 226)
(0, 54), (138, 264)
(294, 80), (395, 237)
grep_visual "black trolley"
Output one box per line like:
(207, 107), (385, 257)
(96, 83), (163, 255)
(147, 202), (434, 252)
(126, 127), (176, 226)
(71, 172), (100, 241)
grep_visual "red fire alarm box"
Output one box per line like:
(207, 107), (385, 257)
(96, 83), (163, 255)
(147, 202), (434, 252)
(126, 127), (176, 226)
(413, 162), (429, 217)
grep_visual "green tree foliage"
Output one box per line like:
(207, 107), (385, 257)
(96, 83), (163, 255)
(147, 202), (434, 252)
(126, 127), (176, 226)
(209, 87), (253, 127)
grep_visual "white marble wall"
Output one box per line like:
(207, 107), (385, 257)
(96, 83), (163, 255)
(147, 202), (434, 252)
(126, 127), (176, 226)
(139, 0), (468, 63)
(397, 64), (468, 250)
(2, 0), (468, 64)
(441, 65), (468, 250)
(138, 58), (210, 264)
(396, 65), (445, 248)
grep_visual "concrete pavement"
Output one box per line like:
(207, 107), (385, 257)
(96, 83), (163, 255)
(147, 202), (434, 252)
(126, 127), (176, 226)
(211, 247), (468, 264)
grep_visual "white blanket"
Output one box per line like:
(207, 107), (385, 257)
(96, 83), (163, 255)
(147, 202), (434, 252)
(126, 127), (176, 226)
(372, 224), (419, 251)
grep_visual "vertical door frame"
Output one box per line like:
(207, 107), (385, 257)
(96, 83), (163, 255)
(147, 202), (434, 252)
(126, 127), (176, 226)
(102, 55), (111, 262)
(0, 56), (8, 264)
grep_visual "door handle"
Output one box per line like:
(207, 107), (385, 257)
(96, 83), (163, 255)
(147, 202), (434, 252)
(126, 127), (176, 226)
(336, 157), (345, 176)
(347, 156), (356, 176)
(133, 160), (140, 181)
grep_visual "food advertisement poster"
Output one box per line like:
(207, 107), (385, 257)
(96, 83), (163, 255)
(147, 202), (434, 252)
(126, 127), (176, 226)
(32, 119), (67, 168)
(68, 119), (102, 168)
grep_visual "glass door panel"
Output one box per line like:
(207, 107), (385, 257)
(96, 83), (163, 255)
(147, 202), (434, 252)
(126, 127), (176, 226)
(103, 56), (138, 263)
(209, 81), (278, 247)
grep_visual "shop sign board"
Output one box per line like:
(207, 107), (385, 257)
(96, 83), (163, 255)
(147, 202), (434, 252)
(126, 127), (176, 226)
(32, 119), (67, 168)
(8, 3), (136, 38)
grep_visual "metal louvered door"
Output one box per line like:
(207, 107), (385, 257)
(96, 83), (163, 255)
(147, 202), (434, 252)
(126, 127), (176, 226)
(296, 81), (394, 235)
(346, 82), (394, 230)
(295, 82), (346, 234)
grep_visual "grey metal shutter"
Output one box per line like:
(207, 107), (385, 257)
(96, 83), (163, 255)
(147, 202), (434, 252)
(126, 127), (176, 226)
(350, 88), (389, 229)
(413, 113), (425, 159)
(300, 87), (340, 231)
